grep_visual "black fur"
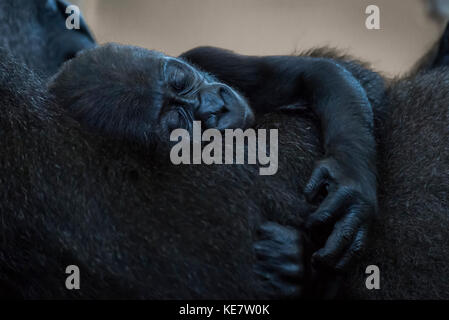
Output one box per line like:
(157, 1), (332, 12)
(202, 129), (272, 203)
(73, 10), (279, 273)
(343, 67), (449, 299)
(0, 38), (380, 298)
(0, 47), (314, 298)
(182, 46), (449, 299)
(48, 44), (254, 146)
(181, 46), (382, 271)
(49, 43), (380, 274)
(0, 0), (448, 299)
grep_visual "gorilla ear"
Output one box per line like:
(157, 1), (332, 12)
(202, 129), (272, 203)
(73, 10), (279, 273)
(55, 0), (96, 43)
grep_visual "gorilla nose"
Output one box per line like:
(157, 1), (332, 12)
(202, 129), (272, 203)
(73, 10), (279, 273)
(196, 84), (253, 130)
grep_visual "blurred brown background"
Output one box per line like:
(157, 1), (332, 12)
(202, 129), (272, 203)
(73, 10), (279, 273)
(72, 0), (446, 76)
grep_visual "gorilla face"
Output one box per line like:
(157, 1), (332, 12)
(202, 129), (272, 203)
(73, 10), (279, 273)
(49, 43), (254, 145)
(161, 56), (254, 132)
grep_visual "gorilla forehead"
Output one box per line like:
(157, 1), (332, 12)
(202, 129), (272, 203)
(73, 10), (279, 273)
(59, 43), (216, 92)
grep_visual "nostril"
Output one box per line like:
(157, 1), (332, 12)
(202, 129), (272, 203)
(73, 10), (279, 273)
(216, 104), (228, 115)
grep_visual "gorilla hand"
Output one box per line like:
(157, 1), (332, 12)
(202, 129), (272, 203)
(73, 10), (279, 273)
(253, 222), (305, 298)
(304, 154), (377, 271)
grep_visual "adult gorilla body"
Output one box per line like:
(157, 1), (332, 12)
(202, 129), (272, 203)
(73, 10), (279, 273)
(0, 0), (381, 299)
(0, 0), (448, 299)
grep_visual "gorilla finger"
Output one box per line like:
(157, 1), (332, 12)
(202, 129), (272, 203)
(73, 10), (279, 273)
(306, 186), (354, 230)
(304, 165), (331, 203)
(335, 227), (368, 271)
(254, 241), (283, 260)
(312, 207), (364, 269)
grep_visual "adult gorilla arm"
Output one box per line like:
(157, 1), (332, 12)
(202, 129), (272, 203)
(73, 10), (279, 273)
(181, 47), (381, 271)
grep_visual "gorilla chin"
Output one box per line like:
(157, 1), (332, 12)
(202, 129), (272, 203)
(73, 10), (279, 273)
(49, 43), (254, 145)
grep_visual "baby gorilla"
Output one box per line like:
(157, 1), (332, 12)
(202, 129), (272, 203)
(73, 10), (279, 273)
(48, 43), (379, 276)
(48, 43), (254, 146)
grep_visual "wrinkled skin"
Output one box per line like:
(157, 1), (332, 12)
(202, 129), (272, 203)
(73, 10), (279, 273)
(0, 0), (95, 78)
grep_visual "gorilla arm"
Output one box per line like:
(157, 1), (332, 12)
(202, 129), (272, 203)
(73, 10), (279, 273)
(181, 47), (379, 271)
